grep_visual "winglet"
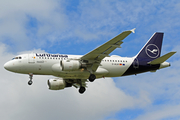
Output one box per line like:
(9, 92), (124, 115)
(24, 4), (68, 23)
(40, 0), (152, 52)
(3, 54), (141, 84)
(130, 28), (136, 33)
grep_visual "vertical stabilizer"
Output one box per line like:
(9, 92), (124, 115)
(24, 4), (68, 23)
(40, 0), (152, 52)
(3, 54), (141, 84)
(136, 32), (164, 61)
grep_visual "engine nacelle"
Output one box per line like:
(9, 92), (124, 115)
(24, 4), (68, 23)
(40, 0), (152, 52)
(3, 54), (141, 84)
(47, 78), (66, 90)
(61, 60), (81, 71)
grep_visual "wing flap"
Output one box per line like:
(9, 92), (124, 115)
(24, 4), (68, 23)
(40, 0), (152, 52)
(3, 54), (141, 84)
(148, 52), (176, 65)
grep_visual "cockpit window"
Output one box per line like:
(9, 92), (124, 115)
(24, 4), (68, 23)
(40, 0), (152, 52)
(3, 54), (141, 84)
(12, 56), (22, 60)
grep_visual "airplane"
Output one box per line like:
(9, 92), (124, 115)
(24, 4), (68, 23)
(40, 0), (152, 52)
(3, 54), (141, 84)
(4, 28), (176, 94)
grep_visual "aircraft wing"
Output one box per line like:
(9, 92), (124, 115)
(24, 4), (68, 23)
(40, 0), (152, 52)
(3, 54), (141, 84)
(80, 28), (135, 72)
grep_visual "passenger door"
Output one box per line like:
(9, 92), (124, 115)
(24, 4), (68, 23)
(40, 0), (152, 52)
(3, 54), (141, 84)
(28, 53), (35, 63)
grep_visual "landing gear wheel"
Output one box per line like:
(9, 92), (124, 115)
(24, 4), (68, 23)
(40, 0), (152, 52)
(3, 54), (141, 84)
(89, 74), (96, 82)
(79, 87), (86, 94)
(28, 80), (33, 85)
(28, 73), (33, 85)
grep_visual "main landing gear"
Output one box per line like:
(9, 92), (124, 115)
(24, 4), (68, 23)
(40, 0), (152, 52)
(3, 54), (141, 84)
(77, 79), (86, 94)
(78, 74), (96, 94)
(88, 74), (96, 82)
(76, 74), (96, 94)
(79, 87), (86, 94)
(28, 73), (33, 85)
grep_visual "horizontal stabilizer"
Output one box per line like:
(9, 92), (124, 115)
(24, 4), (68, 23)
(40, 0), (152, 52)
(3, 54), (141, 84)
(148, 52), (176, 65)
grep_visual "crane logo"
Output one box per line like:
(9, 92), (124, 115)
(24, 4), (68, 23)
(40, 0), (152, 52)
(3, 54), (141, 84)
(145, 44), (159, 58)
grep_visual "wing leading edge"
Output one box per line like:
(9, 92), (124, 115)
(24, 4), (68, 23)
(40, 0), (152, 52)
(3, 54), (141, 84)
(80, 28), (135, 72)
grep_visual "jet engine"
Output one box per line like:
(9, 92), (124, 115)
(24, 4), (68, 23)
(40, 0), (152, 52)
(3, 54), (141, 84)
(47, 78), (72, 90)
(61, 60), (82, 71)
(48, 78), (66, 90)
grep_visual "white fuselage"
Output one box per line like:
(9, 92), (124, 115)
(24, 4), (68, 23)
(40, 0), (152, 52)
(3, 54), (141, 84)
(4, 53), (134, 79)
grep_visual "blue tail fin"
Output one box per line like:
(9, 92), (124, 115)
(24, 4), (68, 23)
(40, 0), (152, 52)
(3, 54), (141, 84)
(136, 32), (164, 61)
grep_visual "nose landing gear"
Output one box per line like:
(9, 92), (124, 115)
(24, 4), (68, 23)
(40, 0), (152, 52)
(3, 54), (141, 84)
(28, 73), (33, 85)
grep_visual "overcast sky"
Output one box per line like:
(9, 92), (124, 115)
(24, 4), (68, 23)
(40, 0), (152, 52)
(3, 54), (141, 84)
(0, 0), (180, 120)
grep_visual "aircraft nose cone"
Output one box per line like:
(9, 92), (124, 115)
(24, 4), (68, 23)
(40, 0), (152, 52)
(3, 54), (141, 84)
(4, 61), (20, 73)
(4, 62), (11, 71)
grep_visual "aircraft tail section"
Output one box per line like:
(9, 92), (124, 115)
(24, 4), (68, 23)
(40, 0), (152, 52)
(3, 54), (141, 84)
(136, 32), (164, 61)
(120, 32), (176, 76)
(148, 52), (176, 65)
